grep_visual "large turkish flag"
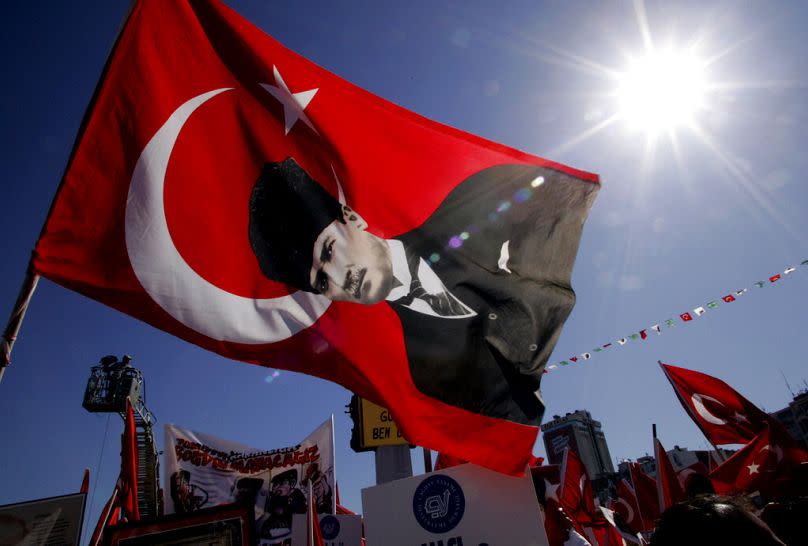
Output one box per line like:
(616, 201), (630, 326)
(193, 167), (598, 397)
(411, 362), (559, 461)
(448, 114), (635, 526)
(31, 0), (598, 473)
(659, 362), (772, 446)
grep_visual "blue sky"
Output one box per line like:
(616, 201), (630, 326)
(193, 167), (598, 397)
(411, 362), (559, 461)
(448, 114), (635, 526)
(1, 0), (806, 540)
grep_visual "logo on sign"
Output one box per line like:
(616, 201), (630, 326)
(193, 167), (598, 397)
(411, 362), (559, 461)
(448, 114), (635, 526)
(412, 474), (465, 533)
(319, 515), (340, 540)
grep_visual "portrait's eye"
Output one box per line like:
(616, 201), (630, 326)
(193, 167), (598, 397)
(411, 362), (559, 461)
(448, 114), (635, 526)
(324, 239), (335, 261)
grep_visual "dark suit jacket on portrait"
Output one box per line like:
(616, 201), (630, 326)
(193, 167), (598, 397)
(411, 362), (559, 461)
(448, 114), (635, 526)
(394, 164), (598, 426)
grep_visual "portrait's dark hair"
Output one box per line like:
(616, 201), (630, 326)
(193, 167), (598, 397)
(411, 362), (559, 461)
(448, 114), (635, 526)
(248, 158), (342, 292)
(271, 469), (298, 488)
(650, 495), (785, 546)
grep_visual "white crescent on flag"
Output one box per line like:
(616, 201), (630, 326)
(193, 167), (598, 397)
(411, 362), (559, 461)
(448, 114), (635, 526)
(690, 393), (728, 425)
(125, 88), (335, 344)
(616, 497), (635, 523)
(759, 444), (784, 464)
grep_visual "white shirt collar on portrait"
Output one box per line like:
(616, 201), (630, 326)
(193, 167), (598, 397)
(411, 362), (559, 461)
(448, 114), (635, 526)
(385, 238), (411, 302)
(384, 238), (475, 319)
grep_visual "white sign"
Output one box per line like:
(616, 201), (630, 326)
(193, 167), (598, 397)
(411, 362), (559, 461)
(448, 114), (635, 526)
(0, 492), (86, 546)
(362, 464), (548, 546)
(291, 513), (364, 546)
(163, 418), (335, 546)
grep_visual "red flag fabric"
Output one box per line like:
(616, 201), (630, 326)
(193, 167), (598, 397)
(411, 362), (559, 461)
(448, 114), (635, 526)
(598, 506), (644, 545)
(88, 486), (119, 546)
(530, 465), (568, 546)
(119, 399), (140, 522)
(710, 423), (808, 496)
(434, 452), (468, 471)
(628, 462), (659, 532)
(660, 362), (771, 445)
(559, 448), (597, 527)
(614, 479), (643, 535)
(676, 461), (710, 493)
(30, 0), (598, 475)
(654, 438), (685, 512)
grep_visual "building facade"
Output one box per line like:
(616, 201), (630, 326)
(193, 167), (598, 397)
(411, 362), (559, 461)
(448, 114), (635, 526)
(542, 410), (615, 479)
(771, 390), (808, 450)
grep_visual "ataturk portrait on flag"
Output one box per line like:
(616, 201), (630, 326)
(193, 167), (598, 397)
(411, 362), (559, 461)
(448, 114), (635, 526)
(248, 157), (596, 422)
(27, 0), (600, 471)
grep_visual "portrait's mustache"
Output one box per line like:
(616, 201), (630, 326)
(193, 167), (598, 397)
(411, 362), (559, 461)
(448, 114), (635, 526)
(343, 268), (367, 299)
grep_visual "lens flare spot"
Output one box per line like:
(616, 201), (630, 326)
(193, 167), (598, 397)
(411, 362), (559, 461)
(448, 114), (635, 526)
(514, 188), (532, 203)
(497, 201), (512, 213)
(429, 253), (440, 263)
(530, 176), (545, 188)
(448, 236), (463, 249)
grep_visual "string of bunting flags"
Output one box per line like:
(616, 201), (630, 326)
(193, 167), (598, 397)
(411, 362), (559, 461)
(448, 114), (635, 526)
(545, 259), (808, 373)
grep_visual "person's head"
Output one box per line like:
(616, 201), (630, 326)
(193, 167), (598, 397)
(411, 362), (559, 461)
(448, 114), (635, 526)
(650, 495), (786, 546)
(761, 497), (808, 546)
(170, 470), (192, 510)
(270, 469), (298, 497)
(233, 477), (263, 505)
(249, 158), (393, 304)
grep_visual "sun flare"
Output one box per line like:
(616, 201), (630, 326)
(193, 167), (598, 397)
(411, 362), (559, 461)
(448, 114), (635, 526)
(616, 49), (707, 132)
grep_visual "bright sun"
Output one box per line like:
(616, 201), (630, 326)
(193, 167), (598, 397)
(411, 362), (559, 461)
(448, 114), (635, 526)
(616, 49), (707, 132)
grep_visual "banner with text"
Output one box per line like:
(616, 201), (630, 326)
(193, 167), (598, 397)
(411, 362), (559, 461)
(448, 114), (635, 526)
(362, 463), (548, 546)
(163, 418), (334, 546)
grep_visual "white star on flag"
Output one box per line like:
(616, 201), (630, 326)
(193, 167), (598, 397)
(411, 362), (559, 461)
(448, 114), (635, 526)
(747, 462), (760, 475)
(733, 412), (749, 424)
(261, 66), (319, 135)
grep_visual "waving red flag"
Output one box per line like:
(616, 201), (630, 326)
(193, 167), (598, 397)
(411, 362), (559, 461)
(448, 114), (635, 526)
(628, 462), (659, 532)
(710, 423), (808, 496)
(26, 0), (598, 475)
(614, 479), (644, 534)
(119, 399), (140, 522)
(677, 461), (711, 495)
(654, 438), (685, 512)
(559, 448), (597, 527)
(659, 362), (771, 445)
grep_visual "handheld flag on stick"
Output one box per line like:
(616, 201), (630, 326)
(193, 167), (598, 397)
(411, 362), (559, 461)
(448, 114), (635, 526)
(15, 0), (599, 473)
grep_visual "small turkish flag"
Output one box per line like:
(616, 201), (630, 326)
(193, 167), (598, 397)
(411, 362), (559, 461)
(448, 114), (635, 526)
(654, 438), (685, 512)
(559, 448), (597, 528)
(710, 423), (808, 496)
(659, 362), (772, 445)
(614, 479), (643, 534)
(628, 462), (659, 532)
(29, 0), (599, 474)
(680, 312), (693, 321)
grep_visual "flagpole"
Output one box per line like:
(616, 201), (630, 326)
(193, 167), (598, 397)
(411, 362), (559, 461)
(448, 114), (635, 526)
(2, 2), (136, 387)
(308, 482), (314, 546)
(0, 264), (40, 382)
